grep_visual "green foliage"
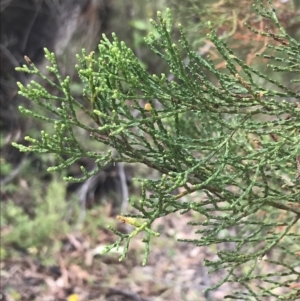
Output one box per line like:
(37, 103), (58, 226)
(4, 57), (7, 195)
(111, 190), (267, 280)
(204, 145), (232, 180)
(0, 134), (13, 179)
(2, 179), (70, 251)
(0, 158), (12, 178)
(13, 0), (300, 299)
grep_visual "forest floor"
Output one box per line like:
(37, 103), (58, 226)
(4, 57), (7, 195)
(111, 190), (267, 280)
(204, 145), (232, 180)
(2, 203), (236, 301)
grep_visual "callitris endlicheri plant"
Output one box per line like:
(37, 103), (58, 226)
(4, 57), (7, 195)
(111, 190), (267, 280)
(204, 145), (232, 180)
(13, 0), (300, 299)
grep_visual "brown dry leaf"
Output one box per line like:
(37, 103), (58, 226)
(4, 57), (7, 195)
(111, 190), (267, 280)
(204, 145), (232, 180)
(58, 256), (69, 288)
(67, 234), (83, 251)
(290, 282), (300, 290)
(69, 264), (93, 284)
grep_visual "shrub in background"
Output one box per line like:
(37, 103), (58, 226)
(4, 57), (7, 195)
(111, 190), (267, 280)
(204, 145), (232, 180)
(2, 179), (69, 257)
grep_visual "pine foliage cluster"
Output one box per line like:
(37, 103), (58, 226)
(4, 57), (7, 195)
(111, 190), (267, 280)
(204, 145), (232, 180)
(13, 1), (299, 299)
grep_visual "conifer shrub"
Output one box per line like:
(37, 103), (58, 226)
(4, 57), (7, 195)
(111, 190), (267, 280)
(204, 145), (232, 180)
(13, 1), (300, 299)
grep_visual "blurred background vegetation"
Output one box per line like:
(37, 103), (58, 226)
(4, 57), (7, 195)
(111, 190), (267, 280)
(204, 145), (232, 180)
(1, 0), (299, 300)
